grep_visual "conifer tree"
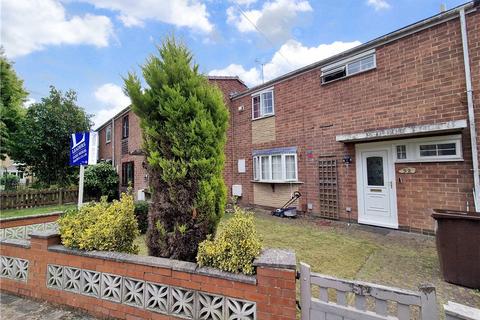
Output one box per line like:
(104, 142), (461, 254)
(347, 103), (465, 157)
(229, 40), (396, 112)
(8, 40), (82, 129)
(124, 38), (228, 261)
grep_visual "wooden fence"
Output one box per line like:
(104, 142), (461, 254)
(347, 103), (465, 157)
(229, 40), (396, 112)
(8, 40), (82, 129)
(0, 188), (79, 210)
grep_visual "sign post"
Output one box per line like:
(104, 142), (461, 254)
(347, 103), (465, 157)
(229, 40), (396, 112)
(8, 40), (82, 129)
(78, 165), (85, 207)
(70, 131), (98, 209)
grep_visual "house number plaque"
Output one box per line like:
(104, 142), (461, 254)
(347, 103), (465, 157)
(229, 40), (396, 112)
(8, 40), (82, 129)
(399, 167), (416, 174)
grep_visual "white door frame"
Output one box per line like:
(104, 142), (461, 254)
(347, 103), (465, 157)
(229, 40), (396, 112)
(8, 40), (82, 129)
(356, 141), (398, 229)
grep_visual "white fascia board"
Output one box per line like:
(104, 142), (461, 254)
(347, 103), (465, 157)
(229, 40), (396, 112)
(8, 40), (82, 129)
(336, 119), (467, 142)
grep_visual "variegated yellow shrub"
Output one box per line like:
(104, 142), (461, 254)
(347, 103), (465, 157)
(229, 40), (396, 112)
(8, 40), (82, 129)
(196, 207), (262, 275)
(58, 193), (139, 254)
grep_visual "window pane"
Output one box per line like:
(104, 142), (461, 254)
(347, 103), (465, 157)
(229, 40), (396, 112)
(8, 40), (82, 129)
(420, 144), (438, 157)
(271, 155), (282, 180)
(253, 96), (260, 118)
(361, 55), (375, 69)
(396, 145), (406, 159)
(438, 143), (456, 156)
(285, 155), (296, 180)
(366, 156), (384, 186)
(262, 91), (273, 115)
(347, 60), (361, 74)
(261, 156), (270, 180)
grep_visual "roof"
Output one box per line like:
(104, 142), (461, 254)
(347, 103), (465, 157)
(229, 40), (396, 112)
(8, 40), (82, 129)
(231, 1), (477, 99)
(95, 105), (131, 131)
(207, 75), (247, 88)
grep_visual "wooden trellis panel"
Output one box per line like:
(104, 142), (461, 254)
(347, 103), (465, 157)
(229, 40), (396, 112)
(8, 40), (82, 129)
(318, 158), (339, 219)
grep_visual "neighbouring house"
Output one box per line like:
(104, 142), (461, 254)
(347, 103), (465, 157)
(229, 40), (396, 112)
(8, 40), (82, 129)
(0, 156), (33, 187)
(97, 2), (480, 233)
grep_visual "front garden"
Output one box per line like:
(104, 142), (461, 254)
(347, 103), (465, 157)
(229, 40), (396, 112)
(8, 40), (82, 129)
(135, 209), (480, 311)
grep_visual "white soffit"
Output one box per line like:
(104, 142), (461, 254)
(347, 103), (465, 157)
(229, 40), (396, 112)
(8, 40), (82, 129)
(336, 119), (467, 142)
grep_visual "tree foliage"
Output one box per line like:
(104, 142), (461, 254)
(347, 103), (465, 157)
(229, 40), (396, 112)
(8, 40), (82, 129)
(84, 161), (119, 201)
(0, 52), (28, 160)
(124, 37), (229, 261)
(0, 173), (20, 191)
(11, 86), (91, 187)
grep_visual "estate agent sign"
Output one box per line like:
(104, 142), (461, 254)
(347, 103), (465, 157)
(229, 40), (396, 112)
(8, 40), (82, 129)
(70, 131), (98, 166)
(70, 131), (98, 207)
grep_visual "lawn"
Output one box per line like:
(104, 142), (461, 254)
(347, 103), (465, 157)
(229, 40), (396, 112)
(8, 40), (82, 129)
(134, 209), (480, 312)
(0, 204), (76, 219)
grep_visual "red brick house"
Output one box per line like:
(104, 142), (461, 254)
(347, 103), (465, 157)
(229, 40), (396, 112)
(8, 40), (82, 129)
(97, 2), (480, 233)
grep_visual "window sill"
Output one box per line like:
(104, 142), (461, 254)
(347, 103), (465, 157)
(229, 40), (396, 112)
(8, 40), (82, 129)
(106, 141), (111, 144)
(251, 180), (303, 184)
(252, 114), (275, 122)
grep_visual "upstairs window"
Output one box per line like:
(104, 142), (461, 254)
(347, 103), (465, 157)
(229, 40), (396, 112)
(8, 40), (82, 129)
(106, 125), (112, 143)
(253, 153), (297, 182)
(252, 89), (274, 120)
(321, 50), (376, 84)
(122, 115), (129, 139)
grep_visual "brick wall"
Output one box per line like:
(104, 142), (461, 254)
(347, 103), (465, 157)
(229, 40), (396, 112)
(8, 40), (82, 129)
(0, 230), (296, 320)
(226, 10), (479, 233)
(0, 213), (60, 229)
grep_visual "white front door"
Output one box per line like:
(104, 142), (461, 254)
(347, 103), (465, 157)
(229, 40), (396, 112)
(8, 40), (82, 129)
(356, 147), (398, 228)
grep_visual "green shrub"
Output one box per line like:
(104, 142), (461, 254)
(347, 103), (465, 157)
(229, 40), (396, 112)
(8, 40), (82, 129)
(84, 162), (119, 201)
(134, 200), (149, 234)
(58, 193), (139, 254)
(197, 207), (262, 275)
(0, 173), (19, 191)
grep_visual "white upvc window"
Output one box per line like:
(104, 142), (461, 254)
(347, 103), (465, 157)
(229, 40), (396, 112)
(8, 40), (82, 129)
(253, 153), (297, 182)
(252, 88), (274, 120)
(106, 125), (112, 143)
(321, 50), (376, 84)
(392, 135), (463, 162)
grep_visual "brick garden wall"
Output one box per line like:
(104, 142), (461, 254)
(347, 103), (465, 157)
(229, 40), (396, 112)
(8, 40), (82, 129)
(0, 229), (296, 320)
(0, 213), (60, 229)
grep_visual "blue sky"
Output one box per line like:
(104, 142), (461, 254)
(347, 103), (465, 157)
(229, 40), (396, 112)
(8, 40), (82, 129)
(2, 0), (467, 128)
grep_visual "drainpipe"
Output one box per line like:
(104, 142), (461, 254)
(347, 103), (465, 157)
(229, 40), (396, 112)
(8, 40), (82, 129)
(111, 118), (115, 169)
(459, 7), (480, 210)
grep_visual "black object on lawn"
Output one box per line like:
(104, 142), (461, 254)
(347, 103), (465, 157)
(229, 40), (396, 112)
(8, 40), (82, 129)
(272, 191), (301, 218)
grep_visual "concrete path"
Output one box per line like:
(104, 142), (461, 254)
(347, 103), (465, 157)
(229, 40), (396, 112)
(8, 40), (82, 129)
(0, 292), (98, 320)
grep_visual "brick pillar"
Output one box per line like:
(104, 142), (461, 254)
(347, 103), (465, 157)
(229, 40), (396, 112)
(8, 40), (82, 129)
(253, 249), (297, 320)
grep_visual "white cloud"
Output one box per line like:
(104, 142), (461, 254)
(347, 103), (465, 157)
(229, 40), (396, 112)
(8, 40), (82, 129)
(79, 0), (214, 32)
(209, 39), (361, 87)
(24, 98), (36, 108)
(229, 0), (258, 6)
(92, 83), (131, 128)
(1, 0), (114, 58)
(227, 0), (312, 42)
(366, 0), (391, 11)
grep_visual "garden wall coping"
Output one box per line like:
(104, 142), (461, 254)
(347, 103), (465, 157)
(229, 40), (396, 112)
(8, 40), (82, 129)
(48, 244), (257, 284)
(29, 230), (61, 239)
(253, 248), (296, 270)
(0, 238), (31, 248)
(22, 232), (294, 284)
(0, 211), (61, 223)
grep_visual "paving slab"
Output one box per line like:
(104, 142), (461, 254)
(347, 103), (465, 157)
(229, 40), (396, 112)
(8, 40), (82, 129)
(0, 292), (98, 320)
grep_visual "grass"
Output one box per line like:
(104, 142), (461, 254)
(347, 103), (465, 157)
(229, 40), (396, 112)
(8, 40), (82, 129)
(0, 204), (76, 219)
(133, 212), (377, 278)
(134, 210), (480, 312)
